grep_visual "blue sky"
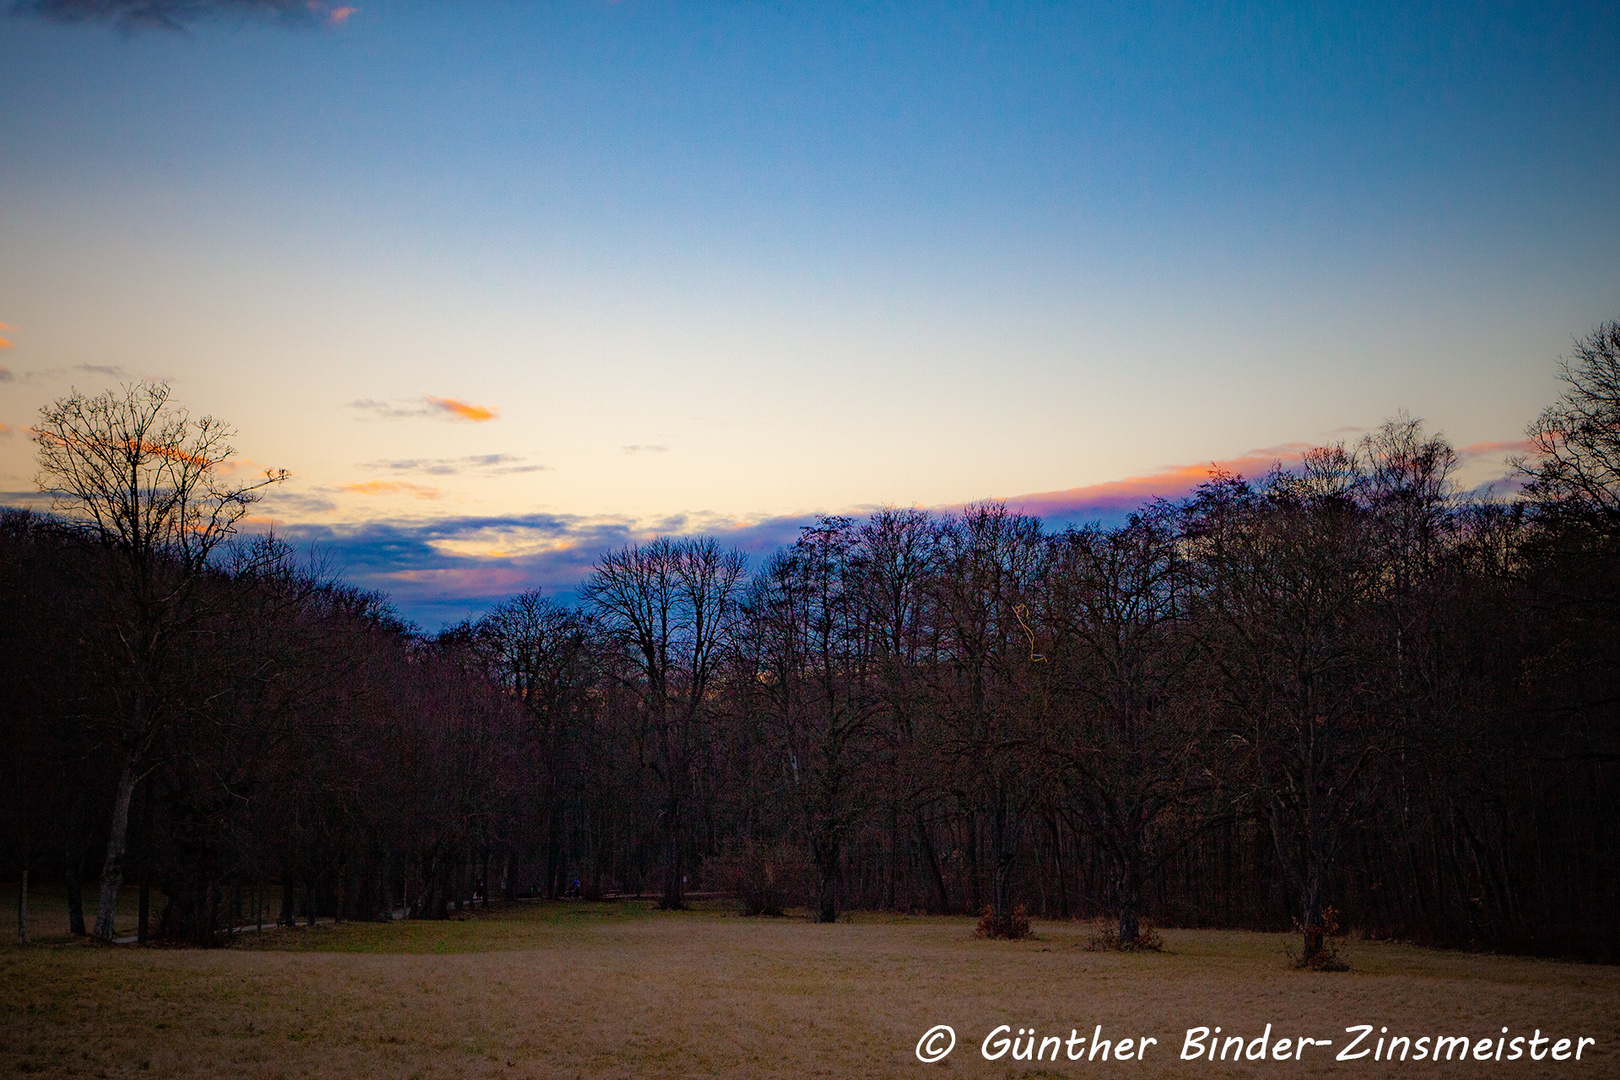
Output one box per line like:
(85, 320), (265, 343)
(2, 1), (1617, 626)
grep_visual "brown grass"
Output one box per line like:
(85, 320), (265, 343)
(2, 889), (1616, 1078)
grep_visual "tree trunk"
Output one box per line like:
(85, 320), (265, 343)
(16, 867), (27, 944)
(815, 834), (840, 923)
(137, 773), (152, 944)
(1117, 860), (1141, 946)
(990, 789), (1019, 928)
(92, 758), (139, 941)
(916, 811), (950, 914)
(1046, 813), (1071, 920)
(817, 872), (839, 923)
(65, 845), (86, 936)
(1301, 877), (1324, 963)
(660, 796), (685, 910)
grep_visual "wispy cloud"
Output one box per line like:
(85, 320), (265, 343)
(623, 444), (669, 454)
(75, 363), (128, 377)
(340, 480), (441, 499)
(0, 368), (12, 383)
(365, 454), (546, 476)
(256, 490), (338, 516)
(0, 422), (12, 440)
(11, 0), (358, 32)
(349, 395), (500, 422)
(1459, 438), (1532, 461)
(0, 320), (13, 349)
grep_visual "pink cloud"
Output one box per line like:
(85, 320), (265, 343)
(1459, 438), (1533, 461)
(1000, 443), (1316, 518)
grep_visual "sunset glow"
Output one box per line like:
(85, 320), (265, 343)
(1, 2), (1615, 626)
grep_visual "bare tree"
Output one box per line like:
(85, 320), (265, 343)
(1046, 508), (1202, 946)
(33, 381), (285, 941)
(1522, 319), (1620, 525)
(745, 517), (879, 922)
(466, 590), (596, 898)
(1185, 452), (1381, 965)
(930, 505), (1048, 934)
(581, 537), (745, 909)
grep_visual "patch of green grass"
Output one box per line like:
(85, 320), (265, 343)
(228, 899), (657, 954)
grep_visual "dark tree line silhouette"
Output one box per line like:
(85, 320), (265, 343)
(5, 324), (1620, 963)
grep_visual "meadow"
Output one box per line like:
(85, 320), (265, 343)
(3, 891), (1616, 1079)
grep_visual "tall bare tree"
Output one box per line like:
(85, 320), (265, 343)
(1185, 452), (1381, 964)
(1046, 507), (1202, 945)
(1523, 319), (1620, 527)
(465, 590), (596, 898)
(33, 381), (285, 941)
(930, 505), (1048, 932)
(745, 517), (880, 922)
(581, 537), (745, 909)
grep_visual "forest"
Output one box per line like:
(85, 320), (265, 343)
(4, 324), (1619, 967)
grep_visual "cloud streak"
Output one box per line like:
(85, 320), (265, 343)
(365, 453), (546, 476)
(349, 395), (500, 422)
(11, 0), (358, 32)
(339, 480), (441, 499)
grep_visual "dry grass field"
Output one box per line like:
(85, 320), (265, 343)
(3, 890), (1616, 1079)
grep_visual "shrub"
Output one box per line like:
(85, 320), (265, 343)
(1286, 905), (1350, 971)
(703, 840), (809, 916)
(1083, 918), (1165, 952)
(975, 905), (1033, 940)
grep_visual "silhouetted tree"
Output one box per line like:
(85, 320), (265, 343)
(33, 382), (285, 940)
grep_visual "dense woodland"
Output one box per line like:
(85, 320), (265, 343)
(4, 326), (1620, 964)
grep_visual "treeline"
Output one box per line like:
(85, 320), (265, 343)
(4, 330), (1620, 963)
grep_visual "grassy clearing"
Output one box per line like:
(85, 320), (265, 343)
(2, 891), (1615, 1078)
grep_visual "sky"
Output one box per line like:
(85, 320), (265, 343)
(2, 0), (1617, 627)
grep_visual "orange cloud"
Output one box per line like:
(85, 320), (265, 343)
(341, 480), (441, 499)
(0, 321), (12, 348)
(305, 1), (355, 24)
(425, 396), (498, 422)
